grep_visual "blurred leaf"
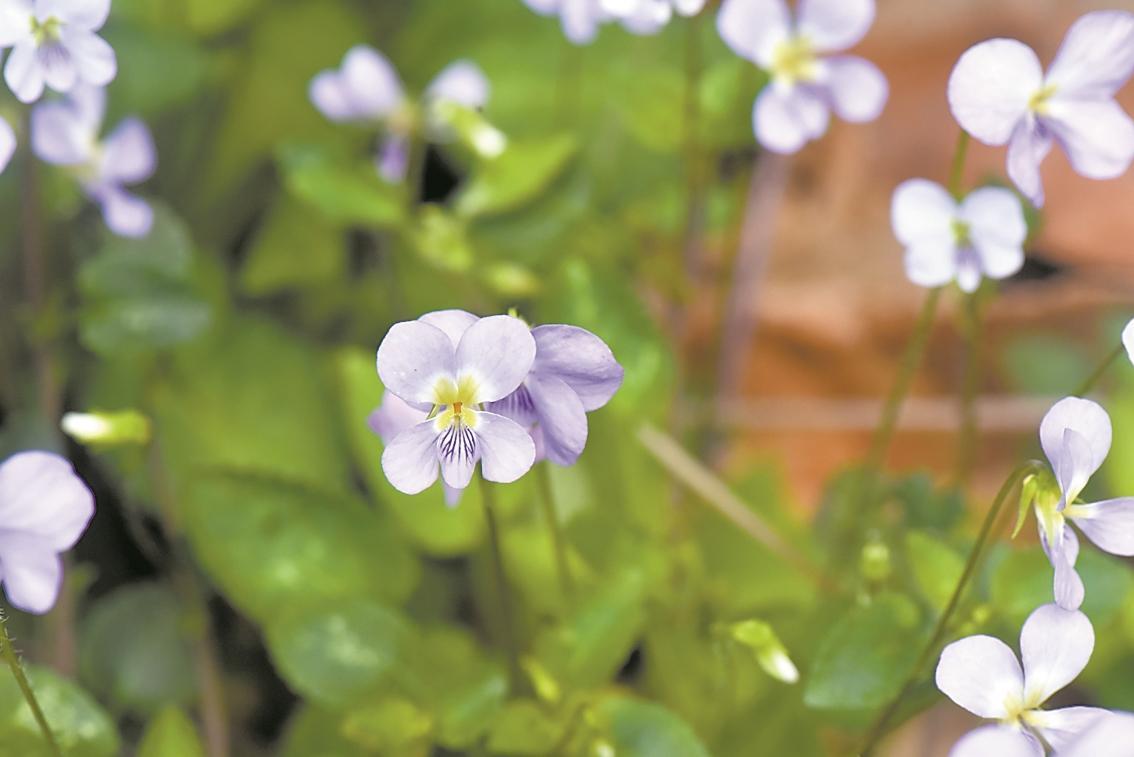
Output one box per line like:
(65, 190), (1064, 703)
(137, 707), (205, 757)
(104, 25), (212, 117)
(905, 531), (964, 611)
(241, 192), (345, 295)
(183, 0), (265, 36)
(411, 204), (474, 272)
(278, 143), (405, 229)
(804, 595), (924, 711)
(593, 696), (711, 757)
(613, 66), (684, 154)
(280, 706), (373, 757)
(486, 700), (566, 756)
(340, 698), (432, 754)
(1002, 334), (1091, 395)
(79, 584), (197, 715)
(455, 134), (577, 218)
(0, 665), (119, 756)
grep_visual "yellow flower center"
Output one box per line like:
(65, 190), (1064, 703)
(432, 375), (481, 431)
(770, 36), (819, 88)
(31, 16), (63, 45)
(1029, 84), (1058, 116)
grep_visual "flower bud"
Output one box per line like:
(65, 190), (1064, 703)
(61, 410), (151, 447)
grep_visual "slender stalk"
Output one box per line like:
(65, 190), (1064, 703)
(536, 463), (574, 601)
(0, 612), (62, 756)
(953, 291), (983, 487)
(858, 459), (1044, 755)
(948, 130), (971, 198)
(1073, 343), (1124, 397)
(479, 476), (522, 687)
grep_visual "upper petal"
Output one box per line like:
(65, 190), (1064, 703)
(100, 117), (156, 185)
(716, 0), (790, 65)
(1006, 119), (1053, 208)
(0, 533), (63, 615)
(797, 0), (875, 54)
(381, 420), (441, 495)
(1059, 712), (1134, 757)
(948, 726), (1043, 757)
(1039, 397), (1111, 502)
(377, 320), (456, 406)
(1046, 11), (1134, 100)
(560, 0), (605, 45)
(527, 372), (589, 466)
(455, 315), (536, 404)
(962, 186), (1027, 280)
(1028, 706), (1112, 753)
(0, 452), (94, 550)
(824, 55), (887, 123)
(1068, 498), (1134, 557)
(948, 39), (1042, 146)
(1020, 603), (1094, 707)
(672, 0), (706, 16)
(426, 60), (490, 109)
(935, 634), (1023, 719)
(309, 70), (358, 121)
(41, 0), (109, 28)
(30, 100), (92, 165)
(1041, 523), (1085, 611)
(0, 116), (13, 175)
(341, 45), (404, 120)
(472, 411), (536, 484)
(418, 309), (478, 349)
(753, 86), (830, 154)
(531, 324), (623, 411)
(63, 30), (116, 87)
(1045, 99), (1134, 181)
(0, 0), (32, 47)
(890, 178), (956, 245)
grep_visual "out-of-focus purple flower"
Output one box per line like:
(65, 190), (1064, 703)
(937, 603), (1109, 756)
(0, 451), (94, 614)
(31, 85), (156, 237)
(716, 0), (887, 154)
(523, 0), (610, 45)
(891, 178), (1026, 293)
(0, 115), (14, 174)
(368, 390), (463, 507)
(1030, 397), (1134, 610)
(602, 0), (706, 35)
(489, 324), (623, 467)
(1123, 319), (1134, 366)
(0, 0), (117, 104)
(947, 11), (1134, 207)
(309, 46), (493, 182)
(376, 313), (537, 495)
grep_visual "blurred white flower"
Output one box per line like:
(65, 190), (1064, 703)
(602, 0), (705, 35)
(522, 0), (610, 45)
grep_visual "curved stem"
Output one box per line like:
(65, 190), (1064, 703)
(536, 463), (574, 602)
(1073, 343), (1124, 397)
(0, 611), (62, 756)
(948, 130), (971, 199)
(479, 476), (522, 687)
(858, 459), (1044, 755)
(954, 291), (983, 487)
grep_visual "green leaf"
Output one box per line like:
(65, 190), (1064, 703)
(241, 192), (346, 295)
(277, 143), (405, 229)
(593, 696), (711, 757)
(0, 665), (119, 756)
(137, 707), (205, 757)
(455, 134), (577, 218)
(486, 701), (566, 756)
(79, 584), (197, 715)
(183, 0), (265, 36)
(103, 25), (212, 117)
(612, 66), (684, 153)
(905, 531), (964, 611)
(804, 595), (924, 710)
(279, 706), (372, 757)
(339, 698), (432, 753)
(410, 205), (474, 273)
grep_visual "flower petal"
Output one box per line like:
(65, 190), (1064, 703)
(797, 0), (875, 54)
(1028, 706), (1112, 753)
(100, 117), (156, 185)
(948, 725), (1043, 757)
(427, 60), (490, 109)
(381, 420), (441, 495)
(418, 309), (479, 349)
(455, 315), (536, 404)
(63, 30), (115, 87)
(616, 0), (671, 35)
(437, 422), (479, 490)
(1006, 119), (1053, 207)
(0, 452), (94, 550)
(0, 116), (13, 175)
(377, 320), (456, 406)
(1040, 397), (1111, 502)
(948, 39), (1042, 146)
(716, 0), (790, 65)
(1020, 603), (1094, 707)
(41, 0), (110, 29)
(376, 134), (409, 183)
(531, 325), (623, 411)
(475, 411), (536, 484)
(1124, 319), (1134, 366)
(342, 45), (404, 120)
(824, 55), (887, 123)
(1046, 11), (1134, 100)
(753, 86), (830, 154)
(673, 0), (705, 16)
(561, 0), (605, 44)
(368, 391), (428, 445)
(309, 70), (357, 121)
(904, 240), (958, 289)
(1045, 99), (1134, 181)
(97, 187), (153, 238)
(1068, 498), (1134, 557)
(1042, 524), (1085, 611)
(527, 372), (589, 466)
(935, 635), (1023, 719)
(890, 178), (955, 245)
(0, 534), (62, 615)
(6, 40), (46, 103)
(30, 101), (91, 165)
(0, 1), (32, 47)
(962, 186), (1027, 280)
(1059, 712), (1134, 757)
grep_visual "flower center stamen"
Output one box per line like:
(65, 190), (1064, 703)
(31, 16), (63, 45)
(432, 376), (480, 431)
(951, 218), (972, 247)
(1028, 84), (1058, 115)
(770, 36), (819, 88)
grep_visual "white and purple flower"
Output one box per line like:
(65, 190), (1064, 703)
(0, 114), (14, 174)
(488, 323), (623, 467)
(522, 0), (610, 45)
(891, 178), (1027, 293)
(716, 0), (887, 154)
(31, 85), (156, 237)
(1029, 397), (1134, 611)
(309, 46), (494, 182)
(0, 451), (94, 614)
(369, 390), (464, 507)
(602, 0), (706, 35)
(1059, 713), (1134, 757)
(0, 0), (117, 104)
(947, 11), (1134, 207)
(376, 312), (538, 495)
(937, 603), (1109, 756)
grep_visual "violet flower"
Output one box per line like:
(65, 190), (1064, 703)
(0, 451), (94, 614)
(716, 0), (887, 154)
(522, 0), (610, 45)
(0, 0), (117, 104)
(369, 388), (463, 507)
(31, 85), (156, 237)
(937, 603), (1109, 755)
(947, 11), (1134, 207)
(1059, 713), (1134, 757)
(891, 178), (1027, 293)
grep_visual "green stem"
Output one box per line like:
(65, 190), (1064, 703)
(0, 612), (62, 757)
(948, 130), (971, 199)
(479, 476), (522, 687)
(858, 459), (1044, 755)
(1073, 343), (1124, 397)
(536, 463), (574, 601)
(954, 291), (983, 487)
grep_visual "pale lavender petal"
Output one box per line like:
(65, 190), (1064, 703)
(1068, 498), (1134, 557)
(99, 118), (155, 185)
(309, 70), (357, 122)
(97, 187), (153, 238)
(67, 82), (105, 129)
(753, 86), (830, 154)
(1046, 11), (1134, 100)
(0, 116), (13, 175)
(30, 101), (91, 165)
(955, 251), (982, 293)
(368, 392), (428, 445)
(935, 634), (1023, 719)
(962, 186), (1027, 280)
(62, 30), (115, 87)
(672, 0), (705, 16)
(797, 0), (875, 54)
(532, 325), (623, 411)
(437, 421), (478, 489)
(376, 134), (408, 183)
(0, 452), (94, 550)
(1045, 99), (1134, 180)
(523, 0), (558, 15)
(904, 240), (958, 289)
(1040, 397), (1111, 501)
(377, 320), (456, 406)
(1124, 319), (1134, 366)
(948, 726), (1043, 757)
(527, 373), (588, 466)
(427, 60), (490, 109)
(561, 0), (606, 45)
(948, 39), (1042, 146)
(1006, 119), (1053, 207)
(487, 384), (538, 428)
(341, 45), (403, 120)
(6, 39), (46, 103)
(1042, 524), (1085, 611)
(418, 309), (478, 349)
(1029, 706), (1112, 753)
(716, 0), (790, 66)
(616, 0), (671, 35)
(1059, 712), (1134, 757)
(454, 315), (536, 404)
(824, 56), (887, 123)
(40, 0), (110, 29)
(473, 411), (536, 484)
(0, 534), (62, 615)
(382, 420), (442, 495)
(1020, 603), (1093, 707)
(442, 483), (462, 507)
(39, 43), (77, 93)
(530, 424), (547, 464)
(890, 178), (955, 245)
(0, 0), (32, 47)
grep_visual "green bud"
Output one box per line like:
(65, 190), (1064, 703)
(61, 410), (151, 447)
(724, 619), (800, 684)
(431, 101), (508, 159)
(860, 538), (891, 583)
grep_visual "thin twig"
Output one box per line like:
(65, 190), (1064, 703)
(0, 611), (62, 756)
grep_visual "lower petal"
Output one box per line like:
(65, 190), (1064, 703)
(903, 239), (957, 289)
(1069, 498), (1134, 556)
(101, 118), (157, 184)
(376, 134), (409, 183)
(474, 412), (536, 484)
(30, 102), (91, 165)
(65, 31), (116, 87)
(1029, 706), (1111, 753)
(39, 43), (77, 93)
(98, 187), (154, 238)
(1006, 120), (1053, 207)
(0, 534), (62, 615)
(824, 56), (888, 123)
(6, 41), (46, 103)
(437, 423), (479, 490)
(1047, 98), (1134, 180)
(381, 420), (441, 495)
(752, 87), (829, 155)
(1058, 712), (1134, 757)
(948, 725), (1043, 757)
(1043, 526), (1085, 611)
(527, 373), (589, 466)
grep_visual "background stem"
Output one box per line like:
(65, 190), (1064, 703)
(536, 463), (574, 601)
(479, 477), (522, 687)
(954, 291), (983, 487)
(1074, 343), (1124, 397)
(1, 611), (62, 757)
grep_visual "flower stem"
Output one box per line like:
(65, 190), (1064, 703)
(953, 290), (983, 487)
(479, 476), (522, 687)
(857, 459), (1044, 756)
(0, 611), (62, 757)
(536, 463), (574, 602)
(1073, 343), (1125, 397)
(948, 130), (971, 199)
